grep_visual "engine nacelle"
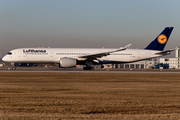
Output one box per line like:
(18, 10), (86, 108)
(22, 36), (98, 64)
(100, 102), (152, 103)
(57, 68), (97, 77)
(59, 58), (77, 68)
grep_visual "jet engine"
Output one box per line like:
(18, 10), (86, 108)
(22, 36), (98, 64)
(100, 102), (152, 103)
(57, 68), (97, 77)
(59, 58), (77, 68)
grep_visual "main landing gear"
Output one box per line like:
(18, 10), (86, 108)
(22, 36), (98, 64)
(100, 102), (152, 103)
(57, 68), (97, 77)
(7, 67), (16, 70)
(83, 66), (94, 70)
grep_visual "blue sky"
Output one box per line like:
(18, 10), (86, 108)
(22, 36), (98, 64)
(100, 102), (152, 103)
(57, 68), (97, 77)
(0, 0), (180, 57)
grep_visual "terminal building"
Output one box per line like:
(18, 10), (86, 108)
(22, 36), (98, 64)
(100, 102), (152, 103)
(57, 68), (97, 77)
(76, 58), (156, 69)
(159, 46), (180, 69)
(175, 46), (180, 69)
(112, 59), (156, 69)
(159, 58), (176, 69)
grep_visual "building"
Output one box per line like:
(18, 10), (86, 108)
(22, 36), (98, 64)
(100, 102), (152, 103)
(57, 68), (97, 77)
(159, 58), (176, 69)
(157, 46), (180, 69)
(113, 59), (156, 69)
(175, 46), (180, 69)
(76, 59), (156, 69)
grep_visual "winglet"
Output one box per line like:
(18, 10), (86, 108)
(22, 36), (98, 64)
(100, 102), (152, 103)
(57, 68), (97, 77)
(117, 44), (132, 51)
(123, 43), (132, 49)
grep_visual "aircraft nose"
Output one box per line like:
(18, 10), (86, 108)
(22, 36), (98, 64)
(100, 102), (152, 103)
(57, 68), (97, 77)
(2, 56), (6, 62)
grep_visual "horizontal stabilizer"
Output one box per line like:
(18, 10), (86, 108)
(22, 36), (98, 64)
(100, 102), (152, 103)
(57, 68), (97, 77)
(154, 49), (175, 55)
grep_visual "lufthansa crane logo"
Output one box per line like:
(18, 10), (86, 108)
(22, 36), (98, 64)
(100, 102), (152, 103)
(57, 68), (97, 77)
(158, 34), (167, 44)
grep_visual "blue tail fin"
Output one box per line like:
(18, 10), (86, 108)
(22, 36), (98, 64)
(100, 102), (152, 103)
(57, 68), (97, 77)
(145, 27), (174, 51)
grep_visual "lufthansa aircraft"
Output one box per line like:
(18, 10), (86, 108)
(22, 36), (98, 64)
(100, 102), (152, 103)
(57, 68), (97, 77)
(2, 27), (174, 70)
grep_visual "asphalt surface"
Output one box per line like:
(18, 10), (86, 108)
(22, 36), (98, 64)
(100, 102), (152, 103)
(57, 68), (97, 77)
(0, 67), (180, 73)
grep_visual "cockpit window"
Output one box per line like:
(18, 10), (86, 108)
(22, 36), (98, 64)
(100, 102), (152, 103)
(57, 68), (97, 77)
(7, 52), (12, 55)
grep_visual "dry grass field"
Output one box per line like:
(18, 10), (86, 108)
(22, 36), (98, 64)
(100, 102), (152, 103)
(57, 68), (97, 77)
(1, 73), (180, 119)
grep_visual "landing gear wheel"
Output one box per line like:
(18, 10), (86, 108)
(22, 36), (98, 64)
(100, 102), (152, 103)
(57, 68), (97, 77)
(83, 67), (94, 70)
(83, 67), (88, 70)
(12, 67), (16, 70)
(90, 67), (94, 70)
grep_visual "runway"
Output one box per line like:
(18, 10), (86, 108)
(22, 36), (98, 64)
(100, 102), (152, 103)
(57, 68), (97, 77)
(0, 71), (179, 73)
(0, 67), (180, 73)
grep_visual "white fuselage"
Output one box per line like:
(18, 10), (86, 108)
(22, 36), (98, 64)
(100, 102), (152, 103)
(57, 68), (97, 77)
(2, 48), (163, 64)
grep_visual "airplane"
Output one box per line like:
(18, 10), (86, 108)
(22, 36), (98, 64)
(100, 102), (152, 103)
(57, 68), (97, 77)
(2, 27), (174, 70)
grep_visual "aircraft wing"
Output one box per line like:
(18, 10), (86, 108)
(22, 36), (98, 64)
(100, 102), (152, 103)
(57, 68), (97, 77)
(154, 49), (175, 55)
(79, 44), (132, 60)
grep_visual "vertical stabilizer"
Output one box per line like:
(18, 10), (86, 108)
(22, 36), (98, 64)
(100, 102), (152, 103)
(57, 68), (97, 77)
(145, 27), (174, 51)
